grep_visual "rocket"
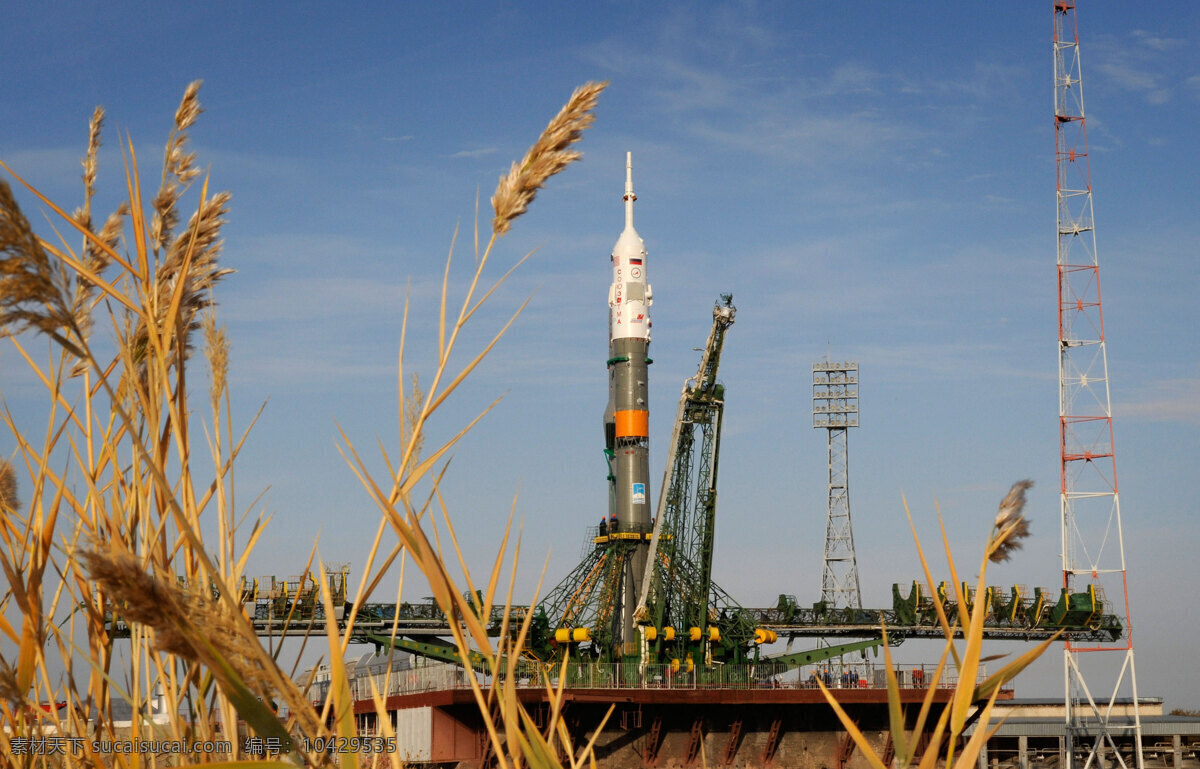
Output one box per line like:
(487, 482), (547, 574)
(604, 152), (653, 649)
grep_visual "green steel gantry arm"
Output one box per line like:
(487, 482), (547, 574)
(763, 637), (887, 670)
(361, 634), (496, 674)
(636, 296), (736, 633)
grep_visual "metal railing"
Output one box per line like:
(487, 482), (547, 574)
(309, 661), (1004, 701)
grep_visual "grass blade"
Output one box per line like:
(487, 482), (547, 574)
(815, 679), (889, 769)
(881, 623), (908, 766)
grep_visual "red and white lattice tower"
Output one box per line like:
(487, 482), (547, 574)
(1053, 3), (1144, 767)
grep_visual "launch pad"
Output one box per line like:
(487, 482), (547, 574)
(343, 670), (1001, 767)
(102, 155), (1124, 767)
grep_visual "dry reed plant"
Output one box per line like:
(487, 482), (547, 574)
(1, 76), (607, 769)
(815, 480), (1058, 769)
(1, 80), (328, 767)
(335, 79), (609, 769)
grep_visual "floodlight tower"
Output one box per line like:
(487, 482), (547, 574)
(812, 361), (862, 613)
(1053, 3), (1143, 767)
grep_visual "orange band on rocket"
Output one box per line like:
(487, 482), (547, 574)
(614, 410), (649, 438)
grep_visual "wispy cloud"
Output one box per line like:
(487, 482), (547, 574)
(229, 344), (398, 389)
(1116, 378), (1200, 424)
(1091, 30), (1180, 106)
(230, 232), (374, 268)
(578, 12), (1025, 176)
(222, 273), (445, 323)
(1096, 60), (1169, 105)
(1130, 29), (1186, 53)
(450, 147), (498, 159)
(1, 147), (95, 197)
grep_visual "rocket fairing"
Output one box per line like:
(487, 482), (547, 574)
(605, 152), (653, 530)
(608, 153), (653, 346)
(604, 153), (653, 648)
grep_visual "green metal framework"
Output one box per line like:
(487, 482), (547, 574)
(529, 296), (756, 668)
(645, 295), (735, 642)
(101, 295), (1126, 682)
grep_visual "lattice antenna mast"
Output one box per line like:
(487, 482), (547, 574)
(813, 360), (861, 611)
(1053, 3), (1143, 767)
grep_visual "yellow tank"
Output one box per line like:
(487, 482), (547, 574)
(554, 627), (591, 643)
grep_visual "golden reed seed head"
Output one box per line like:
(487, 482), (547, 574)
(203, 312), (229, 400)
(87, 202), (128, 272)
(151, 81), (205, 252)
(151, 182), (180, 251)
(491, 80), (607, 236)
(0, 180), (74, 340)
(70, 202), (128, 376)
(174, 80), (203, 131)
(83, 107), (103, 192)
(988, 479), (1034, 563)
(73, 106), (106, 232)
(81, 546), (193, 657)
(142, 189), (232, 339)
(81, 545), (287, 710)
(994, 479), (1033, 529)
(165, 190), (232, 273)
(0, 459), (18, 514)
(155, 190), (234, 360)
(0, 658), (21, 704)
(167, 140), (200, 185)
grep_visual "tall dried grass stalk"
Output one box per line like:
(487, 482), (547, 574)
(136, 187), (234, 364)
(336, 81), (606, 769)
(1, 77), (604, 768)
(69, 105), (128, 370)
(0, 81), (284, 763)
(71, 202), (127, 333)
(817, 483), (1059, 769)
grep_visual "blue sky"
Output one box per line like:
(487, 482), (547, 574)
(3, 2), (1198, 708)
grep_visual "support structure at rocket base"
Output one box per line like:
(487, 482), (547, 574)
(101, 153), (1136, 769)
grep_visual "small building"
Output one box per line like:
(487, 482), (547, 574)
(968, 699), (1200, 769)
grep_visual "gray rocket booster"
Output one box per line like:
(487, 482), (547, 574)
(604, 153), (653, 650)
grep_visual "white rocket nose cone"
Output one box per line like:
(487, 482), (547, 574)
(614, 152), (646, 262)
(613, 227), (646, 261)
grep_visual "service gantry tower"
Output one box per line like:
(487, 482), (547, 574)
(1053, 3), (1143, 767)
(813, 360), (862, 613)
